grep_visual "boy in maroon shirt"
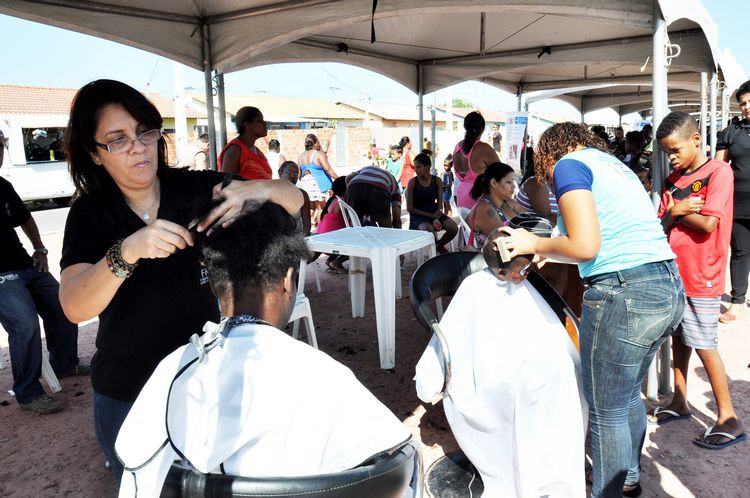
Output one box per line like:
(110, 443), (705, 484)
(654, 111), (745, 449)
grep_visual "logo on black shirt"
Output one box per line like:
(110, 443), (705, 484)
(200, 267), (209, 286)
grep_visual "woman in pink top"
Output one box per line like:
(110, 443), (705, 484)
(453, 111), (500, 209)
(316, 177), (348, 273)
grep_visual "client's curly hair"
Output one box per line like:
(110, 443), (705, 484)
(195, 202), (309, 299)
(534, 122), (608, 183)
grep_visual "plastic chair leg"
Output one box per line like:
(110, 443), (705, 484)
(42, 351), (62, 393)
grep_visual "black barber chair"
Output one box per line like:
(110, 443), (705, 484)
(161, 439), (420, 498)
(409, 251), (580, 497)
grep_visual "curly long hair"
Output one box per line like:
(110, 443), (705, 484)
(534, 122), (608, 182)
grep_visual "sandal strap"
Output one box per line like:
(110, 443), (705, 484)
(704, 426), (740, 441)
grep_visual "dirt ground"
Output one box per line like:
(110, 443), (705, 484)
(1, 252), (749, 497)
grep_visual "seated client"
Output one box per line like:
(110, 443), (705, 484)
(115, 202), (410, 497)
(415, 220), (586, 497)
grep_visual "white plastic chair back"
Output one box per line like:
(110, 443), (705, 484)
(290, 258), (318, 348)
(457, 207), (473, 246)
(337, 197), (362, 228)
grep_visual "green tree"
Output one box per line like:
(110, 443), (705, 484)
(451, 97), (474, 109)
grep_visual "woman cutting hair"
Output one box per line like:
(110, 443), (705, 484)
(500, 122), (684, 497)
(58, 79), (302, 486)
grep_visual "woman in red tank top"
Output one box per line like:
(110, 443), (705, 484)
(399, 136), (416, 189)
(218, 106), (272, 180)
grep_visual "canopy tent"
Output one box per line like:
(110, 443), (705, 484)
(0, 1), (721, 162)
(523, 80), (735, 117)
(1, 0), (725, 401)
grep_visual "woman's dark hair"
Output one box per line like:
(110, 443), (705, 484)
(735, 79), (750, 102)
(413, 152), (431, 170)
(625, 130), (645, 149)
(268, 139), (280, 152)
(444, 153), (453, 164)
(470, 161), (514, 200)
(534, 122), (608, 182)
(65, 79), (168, 195)
(321, 176), (347, 219)
(234, 107), (262, 134)
(398, 136), (411, 149)
(462, 111), (485, 154)
(304, 133), (319, 151)
(197, 201), (308, 297)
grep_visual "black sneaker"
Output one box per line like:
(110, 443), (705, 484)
(57, 363), (90, 378)
(19, 394), (65, 415)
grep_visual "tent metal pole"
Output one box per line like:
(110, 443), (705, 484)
(580, 98), (585, 124)
(700, 72), (708, 148)
(216, 72), (228, 148)
(649, 0), (670, 401)
(201, 23), (218, 171)
(710, 71), (718, 157)
(430, 107), (437, 174)
(721, 83), (729, 130)
(618, 106), (622, 126)
(516, 85), (523, 112)
(417, 65), (424, 150)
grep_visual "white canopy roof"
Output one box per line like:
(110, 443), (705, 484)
(1, 0), (721, 96)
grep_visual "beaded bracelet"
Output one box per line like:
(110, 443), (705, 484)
(105, 239), (138, 279)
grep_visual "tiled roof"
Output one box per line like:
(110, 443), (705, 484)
(190, 93), (366, 121)
(0, 84), (205, 119)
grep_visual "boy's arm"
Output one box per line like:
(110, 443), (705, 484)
(675, 213), (719, 233)
(675, 165), (732, 234)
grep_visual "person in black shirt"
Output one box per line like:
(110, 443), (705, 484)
(716, 79), (750, 322)
(0, 131), (87, 415)
(58, 80), (302, 486)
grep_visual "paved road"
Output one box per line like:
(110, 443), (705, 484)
(26, 206), (70, 235)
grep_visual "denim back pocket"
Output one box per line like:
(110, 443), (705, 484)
(623, 282), (675, 347)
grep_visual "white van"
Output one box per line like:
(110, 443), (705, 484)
(0, 120), (76, 203)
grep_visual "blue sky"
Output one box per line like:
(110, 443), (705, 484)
(0, 1), (745, 121)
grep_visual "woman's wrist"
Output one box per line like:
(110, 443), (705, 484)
(119, 237), (139, 265)
(106, 239), (138, 279)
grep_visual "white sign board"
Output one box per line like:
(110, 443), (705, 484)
(505, 112), (529, 170)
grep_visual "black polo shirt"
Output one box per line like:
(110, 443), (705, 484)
(0, 177), (33, 273)
(717, 121), (750, 219)
(61, 168), (225, 401)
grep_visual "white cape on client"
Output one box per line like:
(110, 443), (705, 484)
(415, 269), (586, 498)
(116, 321), (410, 498)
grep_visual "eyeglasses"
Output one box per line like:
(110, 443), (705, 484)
(95, 129), (162, 154)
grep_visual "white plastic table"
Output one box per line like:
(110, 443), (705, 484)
(305, 227), (436, 369)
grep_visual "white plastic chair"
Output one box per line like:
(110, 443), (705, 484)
(0, 346), (62, 394)
(337, 197), (362, 228)
(290, 258), (318, 348)
(457, 207), (473, 247)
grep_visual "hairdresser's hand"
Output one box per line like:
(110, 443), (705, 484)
(196, 179), (303, 234)
(498, 226), (540, 259)
(121, 220), (193, 263)
(668, 192), (704, 217)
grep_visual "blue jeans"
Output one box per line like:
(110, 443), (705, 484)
(0, 268), (79, 404)
(93, 390), (134, 486)
(581, 260), (685, 497)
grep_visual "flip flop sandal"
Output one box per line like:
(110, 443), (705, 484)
(650, 406), (692, 425)
(719, 312), (738, 324)
(693, 426), (748, 450)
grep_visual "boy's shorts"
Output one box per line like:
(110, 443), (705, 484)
(674, 296), (721, 349)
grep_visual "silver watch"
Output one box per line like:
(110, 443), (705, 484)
(33, 248), (49, 255)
